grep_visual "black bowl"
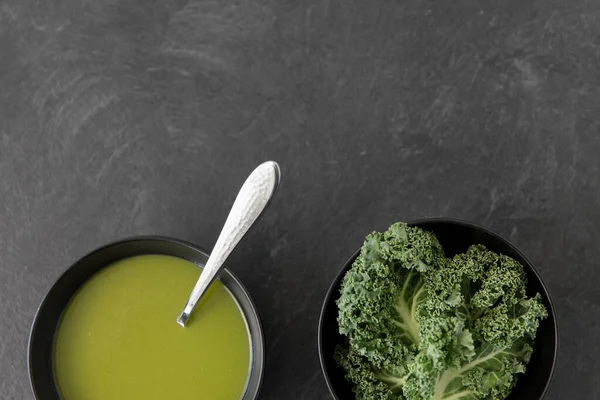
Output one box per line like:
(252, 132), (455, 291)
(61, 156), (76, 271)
(318, 218), (558, 400)
(28, 236), (265, 400)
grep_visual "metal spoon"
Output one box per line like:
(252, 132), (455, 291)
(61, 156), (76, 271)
(177, 161), (281, 327)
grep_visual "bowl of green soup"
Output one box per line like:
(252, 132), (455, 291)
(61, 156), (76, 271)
(28, 236), (264, 400)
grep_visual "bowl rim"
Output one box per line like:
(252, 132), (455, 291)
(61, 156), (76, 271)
(28, 235), (265, 400)
(318, 217), (559, 400)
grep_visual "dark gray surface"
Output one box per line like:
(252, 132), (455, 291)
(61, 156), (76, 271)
(0, 0), (598, 399)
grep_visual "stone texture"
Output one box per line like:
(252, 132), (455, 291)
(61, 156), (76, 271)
(1, 0), (599, 398)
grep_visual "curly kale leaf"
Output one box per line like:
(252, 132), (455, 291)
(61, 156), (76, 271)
(336, 223), (547, 400)
(452, 245), (547, 348)
(403, 339), (534, 400)
(337, 223), (445, 374)
(335, 344), (405, 400)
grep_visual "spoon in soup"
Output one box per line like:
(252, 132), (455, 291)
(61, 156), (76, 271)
(177, 161), (281, 327)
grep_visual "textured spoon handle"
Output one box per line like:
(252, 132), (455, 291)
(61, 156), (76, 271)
(177, 161), (280, 326)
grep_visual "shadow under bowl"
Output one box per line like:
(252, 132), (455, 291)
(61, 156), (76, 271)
(318, 218), (558, 400)
(28, 236), (265, 400)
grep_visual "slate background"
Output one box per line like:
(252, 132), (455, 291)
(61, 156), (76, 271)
(1, 0), (599, 399)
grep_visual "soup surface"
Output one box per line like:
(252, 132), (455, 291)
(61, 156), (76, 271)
(54, 255), (251, 400)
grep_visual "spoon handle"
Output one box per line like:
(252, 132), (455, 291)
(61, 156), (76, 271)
(177, 161), (281, 327)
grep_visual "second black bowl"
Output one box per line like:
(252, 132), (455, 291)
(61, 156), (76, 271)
(318, 218), (558, 400)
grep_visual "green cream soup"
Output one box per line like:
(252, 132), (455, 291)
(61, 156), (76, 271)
(53, 255), (251, 400)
